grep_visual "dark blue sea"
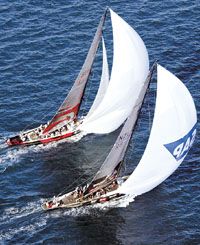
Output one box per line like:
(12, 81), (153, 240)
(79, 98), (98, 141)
(0, 1), (200, 244)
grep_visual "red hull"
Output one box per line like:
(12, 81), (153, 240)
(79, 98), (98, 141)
(7, 131), (77, 147)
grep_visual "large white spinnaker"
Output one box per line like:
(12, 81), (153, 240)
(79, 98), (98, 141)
(117, 64), (197, 196)
(80, 8), (149, 134)
(86, 37), (109, 117)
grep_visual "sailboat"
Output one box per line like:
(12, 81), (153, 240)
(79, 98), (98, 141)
(42, 63), (197, 210)
(6, 8), (149, 146)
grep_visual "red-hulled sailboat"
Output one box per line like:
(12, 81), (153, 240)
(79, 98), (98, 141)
(6, 8), (150, 146)
(6, 10), (107, 146)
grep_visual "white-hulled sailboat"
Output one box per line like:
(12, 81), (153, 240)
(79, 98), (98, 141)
(42, 63), (197, 210)
(6, 8), (149, 146)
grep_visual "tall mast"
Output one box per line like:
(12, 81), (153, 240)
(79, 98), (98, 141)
(86, 62), (156, 191)
(44, 9), (108, 133)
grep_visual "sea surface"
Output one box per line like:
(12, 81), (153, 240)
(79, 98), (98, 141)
(0, 0), (200, 244)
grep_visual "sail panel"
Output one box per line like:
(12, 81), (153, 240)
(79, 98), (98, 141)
(43, 10), (107, 133)
(118, 64), (197, 196)
(86, 37), (109, 117)
(79, 8), (149, 134)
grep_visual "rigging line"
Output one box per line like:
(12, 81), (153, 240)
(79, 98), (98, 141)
(22, 85), (71, 131)
(57, 158), (101, 197)
(21, 101), (64, 131)
(57, 173), (92, 197)
(56, 172), (93, 197)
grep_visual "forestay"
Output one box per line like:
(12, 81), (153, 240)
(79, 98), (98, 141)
(79, 8), (149, 134)
(43, 10), (108, 133)
(117, 64), (197, 196)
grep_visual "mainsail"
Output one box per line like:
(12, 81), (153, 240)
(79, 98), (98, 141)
(43, 9), (108, 133)
(79, 9), (149, 134)
(117, 64), (197, 196)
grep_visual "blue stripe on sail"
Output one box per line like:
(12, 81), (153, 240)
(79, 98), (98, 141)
(164, 123), (197, 161)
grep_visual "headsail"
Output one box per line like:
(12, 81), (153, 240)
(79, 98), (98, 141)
(43, 9), (108, 133)
(88, 63), (155, 186)
(117, 64), (197, 196)
(80, 8), (149, 134)
(86, 37), (109, 117)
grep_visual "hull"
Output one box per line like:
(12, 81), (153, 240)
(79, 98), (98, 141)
(42, 176), (128, 211)
(6, 122), (82, 146)
(42, 193), (125, 211)
(8, 132), (74, 146)
(6, 131), (78, 146)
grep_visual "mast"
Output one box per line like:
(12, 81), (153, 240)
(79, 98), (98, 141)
(79, 8), (149, 134)
(85, 62), (156, 192)
(43, 9), (108, 133)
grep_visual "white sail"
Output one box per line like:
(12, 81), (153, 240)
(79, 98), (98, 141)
(117, 64), (197, 196)
(79, 8), (149, 134)
(89, 65), (154, 184)
(86, 37), (109, 117)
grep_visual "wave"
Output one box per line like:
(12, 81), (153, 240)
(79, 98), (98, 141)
(0, 199), (42, 224)
(0, 194), (135, 242)
(0, 199), (46, 242)
(0, 132), (84, 173)
(0, 218), (46, 242)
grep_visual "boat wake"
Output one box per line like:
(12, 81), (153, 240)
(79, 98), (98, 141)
(0, 141), (6, 150)
(45, 194), (135, 218)
(0, 218), (47, 242)
(0, 200), (41, 224)
(0, 195), (134, 225)
(0, 147), (30, 173)
(0, 132), (85, 173)
(0, 194), (135, 242)
(90, 194), (135, 211)
(0, 199), (45, 242)
(61, 132), (84, 143)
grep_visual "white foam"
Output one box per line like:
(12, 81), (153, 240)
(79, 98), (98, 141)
(0, 142), (7, 150)
(0, 147), (30, 172)
(0, 199), (43, 223)
(2, 143), (56, 169)
(0, 199), (48, 242)
(45, 194), (136, 217)
(0, 195), (136, 242)
(0, 218), (46, 242)
(0, 132), (84, 173)
(91, 194), (135, 210)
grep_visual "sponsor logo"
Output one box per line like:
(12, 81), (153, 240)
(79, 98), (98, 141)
(115, 132), (131, 149)
(164, 124), (197, 161)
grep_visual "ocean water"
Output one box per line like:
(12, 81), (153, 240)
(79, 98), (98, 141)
(0, 0), (200, 244)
